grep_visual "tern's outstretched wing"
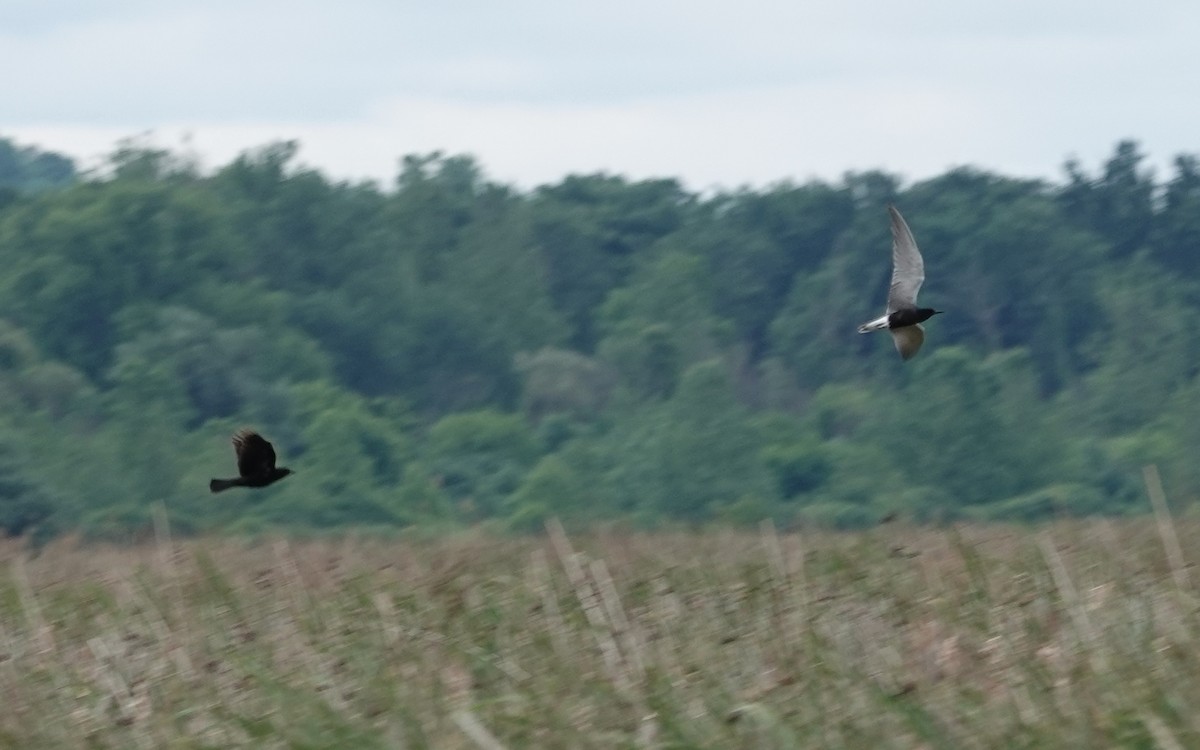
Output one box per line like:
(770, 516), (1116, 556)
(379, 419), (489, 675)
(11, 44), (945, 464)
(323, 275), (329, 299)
(886, 205), (925, 313)
(890, 324), (925, 360)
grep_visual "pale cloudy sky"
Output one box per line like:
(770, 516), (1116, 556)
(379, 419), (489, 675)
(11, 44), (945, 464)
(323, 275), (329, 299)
(3, 0), (1198, 190)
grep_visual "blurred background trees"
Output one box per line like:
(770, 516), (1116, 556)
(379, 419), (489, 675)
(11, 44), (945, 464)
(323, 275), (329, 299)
(0, 135), (1195, 537)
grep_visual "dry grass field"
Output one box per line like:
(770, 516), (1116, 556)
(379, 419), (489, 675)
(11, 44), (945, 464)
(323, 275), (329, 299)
(1, 516), (1199, 748)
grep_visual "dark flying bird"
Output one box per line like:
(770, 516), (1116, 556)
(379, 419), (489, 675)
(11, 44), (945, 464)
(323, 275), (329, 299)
(210, 429), (293, 493)
(857, 205), (943, 360)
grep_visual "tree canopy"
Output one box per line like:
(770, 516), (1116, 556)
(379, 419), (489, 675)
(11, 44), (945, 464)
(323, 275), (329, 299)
(0, 135), (1193, 538)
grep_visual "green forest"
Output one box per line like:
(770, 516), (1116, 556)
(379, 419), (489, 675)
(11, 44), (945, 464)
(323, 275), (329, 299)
(0, 135), (1196, 540)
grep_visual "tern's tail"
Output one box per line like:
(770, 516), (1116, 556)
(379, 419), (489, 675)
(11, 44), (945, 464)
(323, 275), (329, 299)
(857, 315), (889, 334)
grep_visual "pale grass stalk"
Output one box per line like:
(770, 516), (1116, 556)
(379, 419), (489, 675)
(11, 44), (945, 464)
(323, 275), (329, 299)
(1009, 683), (1042, 728)
(87, 636), (135, 719)
(759, 520), (789, 588)
(529, 548), (570, 660)
(635, 712), (659, 748)
(465, 643), (531, 683)
(271, 539), (329, 684)
(589, 557), (645, 681)
(152, 501), (196, 678)
(1143, 465), (1191, 592)
(86, 663), (157, 750)
(789, 528), (809, 610)
(12, 555), (55, 659)
(0, 620), (18, 696)
(1038, 534), (1107, 676)
(151, 501), (176, 582)
(1037, 535), (1094, 644)
(143, 604), (193, 682)
(545, 518), (633, 695)
(452, 709), (507, 750)
(372, 591), (402, 646)
(273, 538), (318, 623)
(1141, 712), (1186, 750)
(727, 702), (802, 747)
(645, 574), (682, 671)
(761, 520), (808, 649)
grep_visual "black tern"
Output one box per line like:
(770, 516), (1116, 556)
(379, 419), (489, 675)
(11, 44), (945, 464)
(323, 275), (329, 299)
(857, 205), (942, 360)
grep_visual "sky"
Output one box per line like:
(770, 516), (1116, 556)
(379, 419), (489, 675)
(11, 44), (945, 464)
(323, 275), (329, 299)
(3, 0), (1199, 191)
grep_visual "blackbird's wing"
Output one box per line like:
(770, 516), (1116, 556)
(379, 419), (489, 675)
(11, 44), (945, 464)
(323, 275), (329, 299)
(233, 429), (277, 479)
(885, 205), (926, 314)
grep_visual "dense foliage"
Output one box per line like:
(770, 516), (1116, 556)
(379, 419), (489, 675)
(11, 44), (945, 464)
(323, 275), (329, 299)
(0, 135), (1194, 537)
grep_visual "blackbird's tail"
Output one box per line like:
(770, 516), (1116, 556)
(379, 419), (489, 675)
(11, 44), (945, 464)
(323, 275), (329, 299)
(210, 478), (240, 493)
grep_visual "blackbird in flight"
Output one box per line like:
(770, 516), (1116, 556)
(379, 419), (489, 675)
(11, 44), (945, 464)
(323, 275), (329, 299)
(857, 204), (943, 360)
(210, 429), (293, 493)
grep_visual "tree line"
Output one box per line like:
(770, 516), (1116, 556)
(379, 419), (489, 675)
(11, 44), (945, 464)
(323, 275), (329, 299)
(0, 135), (1195, 539)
